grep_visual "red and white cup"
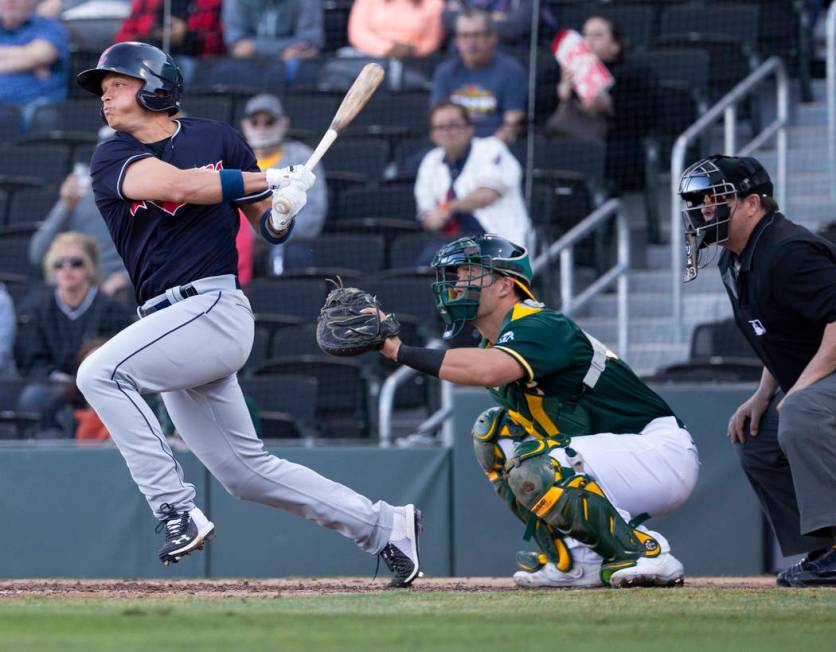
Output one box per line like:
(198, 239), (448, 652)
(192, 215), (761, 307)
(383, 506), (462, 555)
(551, 29), (614, 104)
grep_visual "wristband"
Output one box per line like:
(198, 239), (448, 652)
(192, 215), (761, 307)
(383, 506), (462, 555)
(219, 169), (245, 202)
(396, 344), (445, 378)
(259, 209), (294, 244)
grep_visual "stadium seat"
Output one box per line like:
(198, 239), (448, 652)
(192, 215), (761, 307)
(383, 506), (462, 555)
(643, 359), (763, 384)
(349, 90), (431, 135)
(0, 235), (39, 278)
(284, 234), (387, 275)
(244, 277), (328, 321)
(690, 318), (758, 360)
(238, 374), (318, 438)
(0, 143), (72, 186)
(190, 57), (287, 94)
(7, 187), (59, 227)
(29, 99), (104, 136)
(336, 182), (417, 221)
(392, 136), (433, 177)
(632, 47), (711, 95)
(555, 3), (655, 51)
(321, 136), (391, 179)
(0, 103), (22, 141)
(325, 218), (422, 253)
(323, 1), (352, 52)
(0, 190), (8, 225)
(277, 91), (340, 135)
(529, 170), (594, 244)
(388, 232), (438, 270)
(531, 136), (607, 194)
(364, 268), (439, 329)
(181, 94), (235, 124)
(254, 356), (371, 438)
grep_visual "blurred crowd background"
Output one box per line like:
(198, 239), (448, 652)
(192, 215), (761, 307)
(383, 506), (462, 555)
(0, 0), (831, 444)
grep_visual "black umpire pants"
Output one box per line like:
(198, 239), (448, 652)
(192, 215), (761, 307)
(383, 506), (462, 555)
(736, 373), (836, 557)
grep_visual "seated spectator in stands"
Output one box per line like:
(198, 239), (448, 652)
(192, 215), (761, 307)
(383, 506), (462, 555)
(0, 283), (16, 379)
(71, 336), (110, 440)
(414, 101), (530, 264)
(347, 0), (444, 59)
(547, 15), (659, 193)
(430, 8), (526, 144)
(223, 0), (322, 83)
(443, 0), (533, 47)
(114, 0), (225, 59)
(240, 93), (328, 276)
(17, 233), (133, 437)
(0, 0), (69, 127)
(30, 129), (132, 300)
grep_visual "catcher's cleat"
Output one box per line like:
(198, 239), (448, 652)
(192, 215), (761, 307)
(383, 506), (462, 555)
(156, 503), (215, 566)
(379, 504), (422, 588)
(513, 559), (604, 589)
(604, 552), (685, 588)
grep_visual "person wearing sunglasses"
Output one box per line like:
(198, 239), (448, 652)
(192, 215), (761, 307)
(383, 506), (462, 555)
(679, 154), (836, 587)
(17, 232), (133, 437)
(240, 93), (327, 276)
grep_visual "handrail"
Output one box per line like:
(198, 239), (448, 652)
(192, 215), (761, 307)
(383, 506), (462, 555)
(670, 57), (789, 338)
(378, 199), (628, 448)
(828, 3), (836, 202)
(532, 198), (628, 354)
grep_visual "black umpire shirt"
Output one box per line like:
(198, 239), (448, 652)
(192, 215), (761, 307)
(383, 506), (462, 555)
(718, 211), (836, 393)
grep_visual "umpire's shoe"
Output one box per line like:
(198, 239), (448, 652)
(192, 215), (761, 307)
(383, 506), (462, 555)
(777, 546), (836, 587)
(156, 503), (215, 566)
(379, 504), (422, 588)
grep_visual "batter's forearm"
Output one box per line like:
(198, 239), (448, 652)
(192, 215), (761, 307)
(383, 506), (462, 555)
(163, 169), (268, 204)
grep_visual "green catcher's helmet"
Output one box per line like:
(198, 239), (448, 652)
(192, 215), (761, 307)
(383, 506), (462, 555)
(430, 234), (536, 339)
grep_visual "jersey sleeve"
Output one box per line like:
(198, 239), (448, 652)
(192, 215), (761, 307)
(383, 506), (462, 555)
(493, 313), (575, 382)
(90, 138), (153, 202)
(471, 139), (521, 195)
(771, 241), (836, 324)
(223, 124), (272, 205)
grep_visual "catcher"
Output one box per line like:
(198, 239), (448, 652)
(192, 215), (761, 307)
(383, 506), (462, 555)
(318, 234), (700, 588)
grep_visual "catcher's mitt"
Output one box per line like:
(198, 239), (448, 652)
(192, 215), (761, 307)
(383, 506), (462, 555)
(316, 281), (400, 356)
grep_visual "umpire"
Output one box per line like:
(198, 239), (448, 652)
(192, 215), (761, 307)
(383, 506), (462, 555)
(679, 154), (836, 587)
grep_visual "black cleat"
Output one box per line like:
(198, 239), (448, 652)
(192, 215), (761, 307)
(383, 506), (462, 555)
(777, 547), (836, 587)
(379, 504), (422, 588)
(156, 503), (215, 566)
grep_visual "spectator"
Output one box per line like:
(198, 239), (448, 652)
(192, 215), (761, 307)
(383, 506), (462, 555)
(223, 0), (322, 84)
(347, 0), (444, 59)
(72, 336), (110, 440)
(414, 101), (531, 263)
(17, 233), (133, 437)
(30, 127), (132, 299)
(0, 283), (16, 379)
(114, 0), (226, 59)
(547, 15), (659, 193)
(240, 93), (327, 275)
(0, 0), (69, 127)
(430, 8), (526, 143)
(443, 0), (533, 46)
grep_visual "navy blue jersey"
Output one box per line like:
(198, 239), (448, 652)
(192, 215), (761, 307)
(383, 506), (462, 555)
(90, 118), (271, 304)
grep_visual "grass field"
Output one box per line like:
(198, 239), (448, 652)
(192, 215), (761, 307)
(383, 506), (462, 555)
(0, 579), (834, 652)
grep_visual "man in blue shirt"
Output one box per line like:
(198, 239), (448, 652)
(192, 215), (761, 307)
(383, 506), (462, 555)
(0, 0), (68, 127)
(430, 8), (527, 144)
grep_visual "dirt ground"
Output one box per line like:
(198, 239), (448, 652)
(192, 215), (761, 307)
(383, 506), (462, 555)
(0, 576), (779, 599)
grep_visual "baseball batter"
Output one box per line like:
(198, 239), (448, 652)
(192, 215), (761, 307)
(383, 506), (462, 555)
(72, 41), (420, 586)
(370, 235), (700, 588)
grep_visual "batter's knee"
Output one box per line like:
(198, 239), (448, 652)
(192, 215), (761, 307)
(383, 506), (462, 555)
(75, 353), (105, 398)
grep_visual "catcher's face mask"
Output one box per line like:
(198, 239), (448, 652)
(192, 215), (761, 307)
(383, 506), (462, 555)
(678, 158), (738, 282)
(431, 240), (497, 339)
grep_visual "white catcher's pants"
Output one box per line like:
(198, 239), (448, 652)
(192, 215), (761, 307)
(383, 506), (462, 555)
(498, 416), (700, 562)
(77, 288), (395, 554)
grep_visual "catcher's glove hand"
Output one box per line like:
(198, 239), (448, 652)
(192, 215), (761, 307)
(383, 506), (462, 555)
(317, 280), (400, 357)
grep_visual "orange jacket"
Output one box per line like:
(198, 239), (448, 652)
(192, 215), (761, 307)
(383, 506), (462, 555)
(348, 0), (444, 58)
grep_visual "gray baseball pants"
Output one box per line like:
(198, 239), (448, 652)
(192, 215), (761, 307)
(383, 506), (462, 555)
(76, 285), (395, 554)
(736, 373), (836, 555)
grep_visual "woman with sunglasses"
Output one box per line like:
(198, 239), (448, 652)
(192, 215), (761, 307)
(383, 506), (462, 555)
(17, 232), (133, 437)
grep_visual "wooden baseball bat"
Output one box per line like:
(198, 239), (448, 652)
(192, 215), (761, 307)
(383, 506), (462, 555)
(275, 63), (385, 214)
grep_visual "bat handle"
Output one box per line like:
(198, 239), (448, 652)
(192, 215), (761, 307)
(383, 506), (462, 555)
(305, 128), (338, 171)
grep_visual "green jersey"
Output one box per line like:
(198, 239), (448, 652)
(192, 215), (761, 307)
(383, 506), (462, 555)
(485, 302), (677, 438)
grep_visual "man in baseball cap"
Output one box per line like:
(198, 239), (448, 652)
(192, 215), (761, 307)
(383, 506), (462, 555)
(240, 93), (328, 274)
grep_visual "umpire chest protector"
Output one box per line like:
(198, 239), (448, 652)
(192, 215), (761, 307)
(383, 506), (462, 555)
(718, 212), (836, 392)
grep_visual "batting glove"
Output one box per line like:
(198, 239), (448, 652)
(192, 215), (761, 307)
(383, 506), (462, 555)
(267, 165), (316, 231)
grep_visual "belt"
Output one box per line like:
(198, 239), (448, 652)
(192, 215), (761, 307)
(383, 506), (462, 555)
(137, 274), (240, 318)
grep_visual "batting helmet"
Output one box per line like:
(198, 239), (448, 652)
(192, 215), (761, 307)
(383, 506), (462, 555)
(76, 42), (183, 115)
(430, 234), (536, 339)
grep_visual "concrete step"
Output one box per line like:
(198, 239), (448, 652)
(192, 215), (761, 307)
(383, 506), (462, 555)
(576, 316), (679, 345)
(628, 269), (726, 294)
(577, 291), (732, 320)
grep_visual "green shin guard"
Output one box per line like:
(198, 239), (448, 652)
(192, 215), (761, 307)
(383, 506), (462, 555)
(506, 440), (661, 564)
(472, 409), (574, 572)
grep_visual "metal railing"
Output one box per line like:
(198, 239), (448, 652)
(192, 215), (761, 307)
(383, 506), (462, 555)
(828, 2), (836, 202)
(670, 57), (789, 337)
(532, 198), (628, 352)
(378, 198), (627, 447)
